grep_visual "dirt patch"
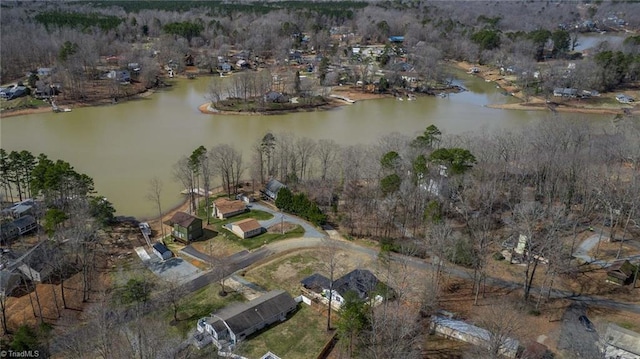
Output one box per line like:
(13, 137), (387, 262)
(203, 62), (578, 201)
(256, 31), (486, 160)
(267, 222), (297, 234)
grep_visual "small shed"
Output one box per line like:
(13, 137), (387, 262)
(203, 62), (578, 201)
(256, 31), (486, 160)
(152, 242), (172, 261)
(606, 260), (637, 286)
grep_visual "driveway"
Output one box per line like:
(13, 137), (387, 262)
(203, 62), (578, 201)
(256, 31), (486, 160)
(251, 203), (326, 238)
(136, 246), (202, 283)
(557, 303), (602, 358)
(573, 230), (640, 268)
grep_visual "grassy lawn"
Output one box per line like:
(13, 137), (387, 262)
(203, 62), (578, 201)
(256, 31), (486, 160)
(237, 225), (305, 250)
(237, 253), (332, 358)
(236, 304), (332, 359)
(164, 283), (245, 339)
(0, 96), (49, 111)
(244, 252), (324, 297)
(209, 209), (274, 225)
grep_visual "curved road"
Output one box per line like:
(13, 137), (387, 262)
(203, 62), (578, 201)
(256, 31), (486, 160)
(179, 204), (640, 314)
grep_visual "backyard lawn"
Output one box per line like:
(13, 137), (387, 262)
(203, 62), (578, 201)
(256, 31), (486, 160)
(236, 304), (333, 359)
(236, 252), (334, 358)
(164, 283), (245, 338)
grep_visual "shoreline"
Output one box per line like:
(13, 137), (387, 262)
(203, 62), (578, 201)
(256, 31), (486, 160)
(198, 86), (391, 115)
(452, 60), (639, 116)
(0, 87), (156, 119)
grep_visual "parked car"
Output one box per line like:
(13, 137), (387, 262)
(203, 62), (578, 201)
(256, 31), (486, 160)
(578, 315), (595, 332)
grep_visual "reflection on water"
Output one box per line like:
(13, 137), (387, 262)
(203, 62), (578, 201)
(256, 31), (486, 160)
(0, 74), (610, 217)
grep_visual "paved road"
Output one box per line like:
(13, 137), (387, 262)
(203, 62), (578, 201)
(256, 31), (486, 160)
(174, 203), (640, 314)
(574, 230), (640, 268)
(557, 303), (602, 359)
(181, 234), (640, 314)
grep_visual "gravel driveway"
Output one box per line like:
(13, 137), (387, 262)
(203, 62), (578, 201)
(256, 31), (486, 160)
(251, 203), (326, 238)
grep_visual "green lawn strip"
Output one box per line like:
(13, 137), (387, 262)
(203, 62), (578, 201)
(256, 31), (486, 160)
(238, 225), (305, 250)
(237, 305), (331, 359)
(0, 96), (48, 111)
(164, 283), (245, 338)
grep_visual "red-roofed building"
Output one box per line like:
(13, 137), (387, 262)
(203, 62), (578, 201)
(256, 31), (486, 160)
(230, 218), (263, 239)
(212, 198), (248, 219)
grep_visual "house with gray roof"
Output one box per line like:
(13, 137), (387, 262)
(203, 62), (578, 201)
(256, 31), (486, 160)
(301, 269), (393, 307)
(13, 241), (59, 282)
(263, 178), (287, 200)
(603, 324), (640, 359)
(0, 270), (23, 298)
(197, 290), (297, 350)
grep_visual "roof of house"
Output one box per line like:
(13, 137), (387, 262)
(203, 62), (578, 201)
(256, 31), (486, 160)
(607, 260), (636, 280)
(15, 240), (59, 273)
(605, 324), (640, 355)
(0, 270), (22, 296)
(13, 215), (36, 229)
(333, 269), (381, 300)
(152, 242), (171, 254)
(432, 315), (520, 353)
(207, 290), (296, 335)
(214, 198), (247, 215)
(165, 212), (200, 228)
(264, 178), (286, 195)
(233, 218), (262, 233)
(300, 273), (331, 291)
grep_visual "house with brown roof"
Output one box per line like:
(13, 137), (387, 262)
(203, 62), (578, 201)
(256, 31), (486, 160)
(165, 211), (203, 243)
(230, 218), (263, 239)
(212, 198), (247, 220)
(197, 290), (297, 350)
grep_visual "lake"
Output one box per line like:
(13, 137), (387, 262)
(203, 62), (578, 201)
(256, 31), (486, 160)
(0, 73), (610, 218)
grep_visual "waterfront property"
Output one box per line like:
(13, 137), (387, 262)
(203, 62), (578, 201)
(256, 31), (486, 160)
(263, 178), (287, 200)
(553, 88), (578, 98)
(212, 197), (248, 219)
(13, 241), (58, 282)
(197, 289), (298, 350)
(616, 93), (635, 104)
(165, 212), (203, 243)
(230, 218), (263, 239)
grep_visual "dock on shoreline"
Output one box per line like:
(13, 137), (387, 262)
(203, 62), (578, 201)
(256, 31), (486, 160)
(329, 94), (356, 104)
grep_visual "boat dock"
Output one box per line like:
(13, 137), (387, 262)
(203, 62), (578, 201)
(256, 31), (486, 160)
(139, 222), (152, 247)
(51, 100), (71, 113)
(180, 188), (214, 196)
(329, 94), (356, 104)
